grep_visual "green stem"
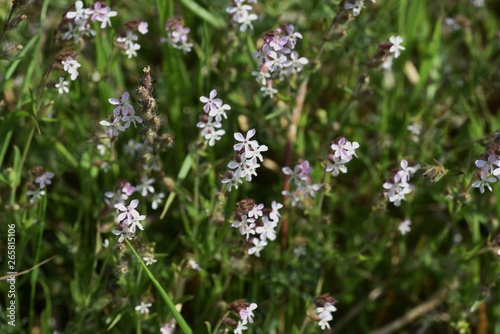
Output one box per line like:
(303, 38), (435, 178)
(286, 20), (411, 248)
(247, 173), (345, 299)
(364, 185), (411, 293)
(126, 240), (193, 334)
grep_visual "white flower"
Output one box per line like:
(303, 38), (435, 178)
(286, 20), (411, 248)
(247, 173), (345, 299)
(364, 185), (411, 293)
(255, 216), (278, 241)
(248, 203), (264, 219)
(233, 321), (247, 334)
(188, 259), (202, 271)
(143, 254), (157, 265)
(138, 21), (148, 35)
(234, 128), (258, 154)
(66, 1), (88, 24)
(55, 77), (69, 94)
(151, 192), (165, 210)
(135, 301), (152, 314)
(129, 214), (146, 234)
(472, 170), (497, 193)
(116, 199), (140, 225)
(394, 159), (418, 184)
(269, 201), (283, 222)
(239, 303), (257, 324)
(136, 176), (155, 197)
(200, 89), (222, 113)
(248, 237), (267, 257)
(261, 84), (278, 98)
(61, 56), (81, 81)
(389, 35), (405, 58)
(326, 157), (348, 176)
(398, 219), (411, 235)
(316, 302), (336, 330)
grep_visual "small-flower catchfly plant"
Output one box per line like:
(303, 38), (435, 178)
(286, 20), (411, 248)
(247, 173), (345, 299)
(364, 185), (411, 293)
(313, 294), (337, 330)
(162, 17), (193, 53)
(283, 160), (321, 208)
(252, 24), (308, 98)
(383, 159), (418, 206)
(222, 128), (268, 191)
(472, 140), (500, 194)
(197, 89), (230, 146)
(226, 0), (258, 32)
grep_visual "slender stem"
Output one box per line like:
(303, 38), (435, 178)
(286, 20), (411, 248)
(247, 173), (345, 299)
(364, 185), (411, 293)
(212, 311), (230, 333)
(0, 2), (16, 45)
(281, 8), (352, 248)
(126, 240), (193, 334)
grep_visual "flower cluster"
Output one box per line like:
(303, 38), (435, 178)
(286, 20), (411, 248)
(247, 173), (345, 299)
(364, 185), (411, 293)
(252, 24), (308, 98)
(27, 169), (55, 203)
(62, 1), (117, 42)
(314, 295), (337, 330)
(221, 129), (268, 191)
(197, 89), (230, 146)
(100, 92), (143, 138)
(383, 159), (418, 206)
(225, 299), (258, 333)
(344, 0), (364, 17)
(472, 146), (500, 193)
(226, 0), (258, 32)
(112, 199), (146, 243)
(116, 20), (149, 59)
(162, 17), (193, 53)
(282, 160), (321, 208)
(230, 199), (282, 257)
(326, 137), (360, 177)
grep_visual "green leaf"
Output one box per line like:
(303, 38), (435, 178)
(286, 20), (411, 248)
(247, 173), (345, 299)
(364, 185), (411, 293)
(179, 0), (226, 29)
(205, 321), (212, 334)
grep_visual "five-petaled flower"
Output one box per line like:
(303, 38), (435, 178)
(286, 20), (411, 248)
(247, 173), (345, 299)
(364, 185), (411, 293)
(389, 35), (405, 58)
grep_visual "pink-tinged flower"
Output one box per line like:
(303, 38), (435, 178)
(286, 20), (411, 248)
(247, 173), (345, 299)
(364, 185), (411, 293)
(239, 303), (257, 324)
(160, 322), (175, 334)
(108, 92), (135, 116)
(164, 17), (193, 53)
(234, 128), (258, 154)
(138, 21), (148, 35)
(85, 2), (117, 28)
(200, 89), (222, 113)
(36, 172), (55, 189)
(394, 159), (418, 184)
(116, 199), (140, 225)
(331, 137), (360, 161)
